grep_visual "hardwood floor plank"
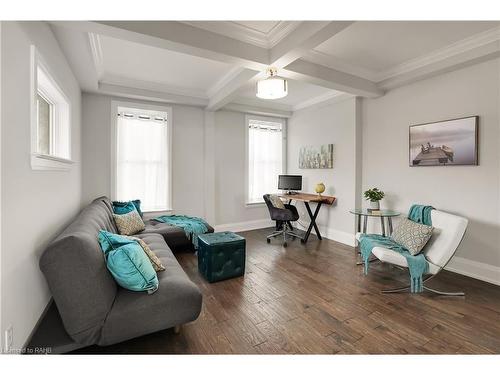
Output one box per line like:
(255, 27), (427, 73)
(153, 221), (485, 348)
(73, 228), (500, 355)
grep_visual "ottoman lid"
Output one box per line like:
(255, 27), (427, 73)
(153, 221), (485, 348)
(198, 231), (245, 245)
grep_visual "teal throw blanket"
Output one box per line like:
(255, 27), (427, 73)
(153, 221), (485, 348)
(359, 204), (433, 293)
(154, 215), (208, 248)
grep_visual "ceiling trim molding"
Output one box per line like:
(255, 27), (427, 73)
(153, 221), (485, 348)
(291, 91), (346, 112)
(229, 96), (293, 112)
(88, 32), (104, 78)
(376, 25), (500, 82)
(292, 92), (353, 113)
(222, 102), (293, 118)
(100, 74), (209, 99)
(304, 25), (500, 86)
(182, 21), (302, 49)
(97, 82), (208, 107)
(266, 22), (303, 48)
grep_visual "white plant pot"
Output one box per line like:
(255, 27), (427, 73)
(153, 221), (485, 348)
(369, 200), (380, 210)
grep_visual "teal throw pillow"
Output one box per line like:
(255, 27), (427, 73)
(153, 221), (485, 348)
(112, 200), (143, 217)
(98, 230), (158, 293)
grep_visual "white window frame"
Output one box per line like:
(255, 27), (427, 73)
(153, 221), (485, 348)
(110, 100), (173, 213)
(30, 45), (73, 171)
(245, 114), (287, 206)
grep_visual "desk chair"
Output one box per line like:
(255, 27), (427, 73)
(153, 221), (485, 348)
(263, 194), (301, 247)
(356, 209), (468, 296)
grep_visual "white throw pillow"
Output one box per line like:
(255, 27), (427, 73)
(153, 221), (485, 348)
(391, 218), (433, 255)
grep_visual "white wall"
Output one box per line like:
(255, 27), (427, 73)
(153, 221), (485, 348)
(82, 94), (206, 218)
(214, 110), (272, 227)
(362, 59), (500, 275)
(1, 22), (82, 350)
(287, 97), (361, 246)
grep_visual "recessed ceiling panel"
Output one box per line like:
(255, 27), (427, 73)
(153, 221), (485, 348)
(99, 35), (232, 93)
(315, 21), (500, 72)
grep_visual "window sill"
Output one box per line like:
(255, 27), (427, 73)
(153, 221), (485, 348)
(142, 209), (173, 220)
(245, 202), (266, 208)
(31, 153), (75, 171)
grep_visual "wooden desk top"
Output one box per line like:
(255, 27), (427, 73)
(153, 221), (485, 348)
(278, 193), (336, 205)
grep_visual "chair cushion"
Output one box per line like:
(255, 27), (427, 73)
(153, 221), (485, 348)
(355, 233), (439, 274)
(269, 194), (285, 209)
(391, 218), (433, 255)
(113, 209), (145, 235)
(98, 233), (202, 346)
(98, 231), (159, 293)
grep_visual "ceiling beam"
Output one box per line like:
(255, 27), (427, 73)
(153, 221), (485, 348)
(283, 59), (383, 98)
(52, 21), (271, 71)
(206, 21), (358, 112)
(270, 21), (354, 69)
(206, 68), (260, 111)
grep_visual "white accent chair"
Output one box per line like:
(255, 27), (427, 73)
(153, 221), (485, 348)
(356, 209), (468, 295)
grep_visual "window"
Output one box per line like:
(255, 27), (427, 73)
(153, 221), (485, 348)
(113, 104), (172, 212)
(246, 115), (286, 204)
(30, 46), (72, 170)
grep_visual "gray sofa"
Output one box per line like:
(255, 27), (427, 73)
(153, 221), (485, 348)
(39, 196), (211, 347)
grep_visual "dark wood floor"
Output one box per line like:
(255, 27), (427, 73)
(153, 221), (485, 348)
(74, 228), (500, 354)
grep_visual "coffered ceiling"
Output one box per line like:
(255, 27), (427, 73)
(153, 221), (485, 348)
(51, 20), (500, 116)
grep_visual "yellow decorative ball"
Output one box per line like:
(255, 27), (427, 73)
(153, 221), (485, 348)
(315, 182), (326, 196)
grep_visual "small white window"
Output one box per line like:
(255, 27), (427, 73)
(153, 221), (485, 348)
(246, 115), (286, 205)
(112, 103), (172, 212)
(30, 46), (72, 170)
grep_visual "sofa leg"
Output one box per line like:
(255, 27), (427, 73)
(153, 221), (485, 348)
(173, 325), (182, 334)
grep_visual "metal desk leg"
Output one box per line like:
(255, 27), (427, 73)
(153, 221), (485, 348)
(388, 217), (393, 235)
(380, 216), (386, 236)
(363, 215), (368, 233)
(302, 202), (322, 243)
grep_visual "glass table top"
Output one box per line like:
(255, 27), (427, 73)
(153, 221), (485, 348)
(349, 208), (401, 217)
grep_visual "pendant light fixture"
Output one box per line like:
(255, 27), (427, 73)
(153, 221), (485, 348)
(256, 67), (288, 99)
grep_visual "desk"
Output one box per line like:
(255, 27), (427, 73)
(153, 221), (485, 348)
(279, 193), (336, 243)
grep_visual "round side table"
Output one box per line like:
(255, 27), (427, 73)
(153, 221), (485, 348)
(349, 209), (401, 237)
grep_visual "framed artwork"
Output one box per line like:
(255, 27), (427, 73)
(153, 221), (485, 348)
(409, 116), (478, 167)
(299, 144), (334, 169)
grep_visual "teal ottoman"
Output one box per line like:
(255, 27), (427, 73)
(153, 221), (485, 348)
(197, 232), (246, 283)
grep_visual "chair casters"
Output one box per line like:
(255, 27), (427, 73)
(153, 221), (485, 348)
(266, 238), (271, 243)
(300, 239), (305, 244)
(283, 242), (287, 248)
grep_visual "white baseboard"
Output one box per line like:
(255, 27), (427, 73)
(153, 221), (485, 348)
(445, 256), (500, 286)
(214, 218), (274, 233)
(320, 225), (356, 247)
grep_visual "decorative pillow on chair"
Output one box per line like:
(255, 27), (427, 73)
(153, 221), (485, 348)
(391, 218), (434, 255)
(113, 208), (145, 235)
(269, 194), (285, 209)
(125, 236), (166, 272)
(98, 230), (158, 293)
(112, 199), (143, 217)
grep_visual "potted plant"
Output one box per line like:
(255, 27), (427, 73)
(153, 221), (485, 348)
(364, 188), (385, 210)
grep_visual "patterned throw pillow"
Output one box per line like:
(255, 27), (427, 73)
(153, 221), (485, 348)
(269, 194), (285, 209)
(125, 236), (166, 272)
(113, 209), (145, 236)
(391, 218), (434, 255)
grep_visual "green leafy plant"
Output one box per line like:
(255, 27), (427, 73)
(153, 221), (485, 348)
(364, 187), (385, 202)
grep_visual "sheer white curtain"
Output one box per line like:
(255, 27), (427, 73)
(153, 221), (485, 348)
(116, 110), (170, 211)
(247, 118), (283, 204)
